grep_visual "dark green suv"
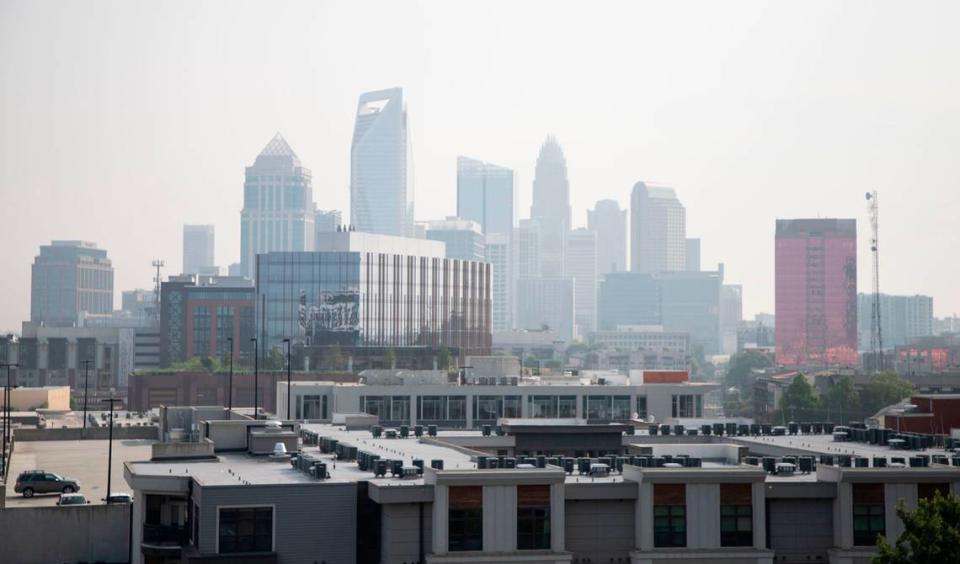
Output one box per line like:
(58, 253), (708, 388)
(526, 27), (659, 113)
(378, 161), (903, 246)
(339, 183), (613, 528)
(14, 470), (80, 498)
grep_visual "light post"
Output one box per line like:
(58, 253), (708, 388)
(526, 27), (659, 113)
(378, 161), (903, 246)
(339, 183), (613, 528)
(80, 358), (93, 435)
(250, 337), (258, 420)
(101, 397), (121, 502)
(226, 337), (234, 420)
(0, 362), (17, 477)
(283, 339), (292, 420)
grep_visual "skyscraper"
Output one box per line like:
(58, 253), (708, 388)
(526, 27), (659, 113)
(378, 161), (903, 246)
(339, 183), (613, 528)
(456, 156), (514, 237)
(720, 284), (743, 355)
(486, 233), (512, 332)
(314, 210), (342, 235)
(685, 238), (701, 272)
(587, 199), (627, 276)
(530, 136), (571, 277)
(240, 133), (315, 277)
(513, 219), (541, 280)
(856, 293), (934, 350)
(630, 182), (686, 274)
(424, 217), (486, 261)
(565, 228), (598, 336)
(31, 240), (114, 327)
(182, 224), (215, 275)
(350, 87), (413, 236)
(775, 219), (858, 367)
(515, 278), (575, 340)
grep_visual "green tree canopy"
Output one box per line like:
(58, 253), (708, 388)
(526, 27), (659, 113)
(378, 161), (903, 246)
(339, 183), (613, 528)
(874, 491), (960, 564)
(725, 350), (773, 392)
(437, 347), (451, 370)
(779, 375), (821, 422)
(861, 372), (914, 416)
(323, 345), (343, 371)
(825, 375), (861, 424)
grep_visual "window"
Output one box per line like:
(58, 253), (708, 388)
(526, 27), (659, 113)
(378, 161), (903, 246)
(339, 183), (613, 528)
(529, 396), (558, 418)
(448, 396), (467, 422)
(191, 502), (199, 546)
(218, 507), (272, 553)
(517, 485), (551, 550)
(671, 394), (701, 418)
(299, 395), (326, 420)
(654, 484), (686, 547)
(419, 396), (447, 421)
(852, 484), (885, 546)
(449, 486), (483, 552)
(720, 483), (753, 547)
(918, 482), (949, 501)
(503, 396), (522, 418)
(637, 396), (648, 419)
(558, 396), (577, 418)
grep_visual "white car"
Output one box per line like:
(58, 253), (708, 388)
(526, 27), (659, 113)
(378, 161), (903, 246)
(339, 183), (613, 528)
(57, 493), (89, 506)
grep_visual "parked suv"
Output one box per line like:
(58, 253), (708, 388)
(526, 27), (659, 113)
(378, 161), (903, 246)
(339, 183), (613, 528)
(14, 470), (80, 498)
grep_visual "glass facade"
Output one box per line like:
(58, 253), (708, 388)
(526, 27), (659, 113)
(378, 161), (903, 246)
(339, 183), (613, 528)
(852, 483), (884, 546)
(448, 486), (483, 552)
(597, 273), (659, 330)
(256, 251), (491, 355)
(456, 156), (514, 237)
(654, 484), (686, 548)
(776, 219), (858, 367)
(517, 485), (551, 550)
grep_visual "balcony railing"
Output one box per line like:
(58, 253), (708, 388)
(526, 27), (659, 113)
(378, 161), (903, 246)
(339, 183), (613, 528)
(142, 524), (187, 547)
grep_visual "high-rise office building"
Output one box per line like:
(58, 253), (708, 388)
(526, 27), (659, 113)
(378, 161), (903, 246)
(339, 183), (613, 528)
(530, 137), (570, 277)
(515, 278), (575, 340)
(857, 293), (934, 350)
(424, 217), (486, 261)
(658, 270), (722, 355)
(598, 272), (660, 330)
(587, 199), (627, 275)
(685, 238), (701, 272)
(456, 156), (514, 237)
(240, 133), (315, 277)
(350, 87), (413, 237)
(775, 219), (857, 367)
(315, 210), (342, 235)
(31, 240), (114, 327)
(565, 228), (598, 336)
(513, 219), (541, 280)
(182, 224), (215, 275)
(630, 182), (686, 274)
(486, 233), (512, 332)
(720, 284), (743, 355)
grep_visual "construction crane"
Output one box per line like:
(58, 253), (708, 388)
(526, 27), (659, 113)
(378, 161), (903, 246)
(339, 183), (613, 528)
(865, 191), (883, 372)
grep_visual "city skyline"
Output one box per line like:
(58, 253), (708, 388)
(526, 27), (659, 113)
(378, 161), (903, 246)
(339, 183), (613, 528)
(2, 1), (960, 331)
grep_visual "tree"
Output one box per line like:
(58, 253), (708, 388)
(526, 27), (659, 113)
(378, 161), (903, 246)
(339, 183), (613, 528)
(725, 350), (773, 393)
(861, 372), (914, 416)
(261, 347), (284, 371)
(778, 375), (820, 422)
(385, 348), (397, 369)
(874, 491), (960, 564)
(437, 347), (451, 370)
(825, 375), (861, 424)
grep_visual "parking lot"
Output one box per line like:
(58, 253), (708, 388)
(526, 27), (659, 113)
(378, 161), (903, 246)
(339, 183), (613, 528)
(4, 439), (154, 507)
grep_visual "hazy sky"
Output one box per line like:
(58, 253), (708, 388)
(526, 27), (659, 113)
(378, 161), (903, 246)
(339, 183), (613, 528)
(2, 0), (959, 333)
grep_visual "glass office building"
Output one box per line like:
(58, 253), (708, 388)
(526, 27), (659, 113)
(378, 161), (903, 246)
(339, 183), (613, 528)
(256, 233), (491, 355)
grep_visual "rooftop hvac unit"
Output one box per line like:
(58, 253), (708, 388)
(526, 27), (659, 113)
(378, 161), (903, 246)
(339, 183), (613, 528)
(477, 456), (488, 469)
(431, 459), (444, 470)
(800, 423), (812, 434)
(372, 425), (383, 438)
(482, 425), (492, 437)
(414, 425), (423, 437)
(659, 424), (671, 436)
(495, 426), (506, 436)
(590, 463), (610, 477)
(890, 457), (906, 466)
(951, 457), (960, 467)
(738, 424), (750, 436)
(648, 425), (659, 436)
(798, 457), (815, 473)
(872, 457), (887, 468)
(486, 457), (499, 469)
(428, 425), (437, 437)
(762, 457), (776, 473)
(909, 456), (925, 468)
(412, 459), (424, 473)
(701, 425), (712, 436)
(503, 457), (516, 469)
(577, 458), (592, 475)
(683, 457), (702, 468)
(745, 457), (759, 466)
(686, 429), (698, 436)
(725, 423), (738, 436)
(714, 422), (727, 436)
(374, 460), (388, 477)
(823, 423), (835, 434)
(933, 454), (949, 465)
(625, 425), (636, 436)
(536, 456), (547, 469)
(401, 466), (420, 478)
(812, 423), (824, 434)
(837, 455), (853, 468)
(400, 425), (409, 438)
(673, 425), (685, 436)
(788, 423), (800, 435)
(384, 428), (398, 439)
(547, 457), (560, 467)
(774, 462), (796, 476)
(760, 424), (772, 436)
(562, 458), (575, 474)
(391, 460), (403, 476)
(854, 457), (869, 468)
(772, 426), (787, 436)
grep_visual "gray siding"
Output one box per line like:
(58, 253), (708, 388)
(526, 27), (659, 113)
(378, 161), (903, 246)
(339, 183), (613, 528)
(197, 483), (357, 564)
(380, 502), (433, 564)
(565, 499), (635, 563)
(768, 499), (833, 563)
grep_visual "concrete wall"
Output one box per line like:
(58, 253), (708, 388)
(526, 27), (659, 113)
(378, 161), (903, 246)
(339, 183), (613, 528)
(381, 502), (434, 564)
(13, 425), (159, 441)
(194, 482), (357, 564)
(0, 386), (70, 411)
(0, 503), (131, 563)
(565, 499), (634, 563)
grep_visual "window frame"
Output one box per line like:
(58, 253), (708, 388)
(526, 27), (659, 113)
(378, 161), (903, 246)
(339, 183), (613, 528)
(517, 485), (551, 550)
(448, 486), (483, 552)
(852, 484), (885, 547)
(216, 505), (275, 555)
(653, 484), (686, 548)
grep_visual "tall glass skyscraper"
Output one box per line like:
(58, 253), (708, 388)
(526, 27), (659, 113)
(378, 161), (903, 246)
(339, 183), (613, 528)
(350, 87), (413, 236)
(182, 224), (215, 275)
(31, 240), (114, 327)
(630, 182), (686, 274)
(456, 156), (514, 237)
(240, 133), (315, 277)
(587, 199), (627, 275)
(530, 136), (571, 278)
(775, 219), (858, 367)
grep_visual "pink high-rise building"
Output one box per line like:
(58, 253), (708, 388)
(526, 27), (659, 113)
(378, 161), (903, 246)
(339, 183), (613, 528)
(775, 219), (858, 367)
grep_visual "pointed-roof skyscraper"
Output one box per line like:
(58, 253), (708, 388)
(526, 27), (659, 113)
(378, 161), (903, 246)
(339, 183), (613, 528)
(530, 136), (571, 277)
(240, 133), (315, 277)
(350, 87), (413, 236)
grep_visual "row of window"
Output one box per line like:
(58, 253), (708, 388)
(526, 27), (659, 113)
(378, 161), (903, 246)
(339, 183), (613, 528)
(449, 485), (550, 552)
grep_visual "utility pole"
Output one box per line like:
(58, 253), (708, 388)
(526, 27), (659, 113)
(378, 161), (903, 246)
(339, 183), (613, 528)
(0, 362), (17, 477)
(866, 192), (884, 372)
(250, 337), (259, 420)
(283, 339), (292, 420)
(101, 397), (121, 502)
(226, 336), (234, 420)
(80, 359), (93, 436)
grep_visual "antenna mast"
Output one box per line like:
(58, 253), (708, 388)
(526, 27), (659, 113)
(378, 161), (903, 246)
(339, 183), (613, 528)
(865, 191), (883, 372)
(151, 259), (165, 326)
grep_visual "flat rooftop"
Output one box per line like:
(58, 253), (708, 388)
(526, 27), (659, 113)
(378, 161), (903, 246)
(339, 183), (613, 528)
(730, 433), (953, 458)
(5, 439), (155, 507)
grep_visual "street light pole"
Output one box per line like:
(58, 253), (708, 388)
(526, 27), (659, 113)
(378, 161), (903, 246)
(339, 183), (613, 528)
(0, 362), (17, 477)
(101, 397), (121, 502)
(283, 339), (291, 420)
(80, 359), (93, 436)
(250, 337), (258, 420)
(226, 337), (234, 420)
